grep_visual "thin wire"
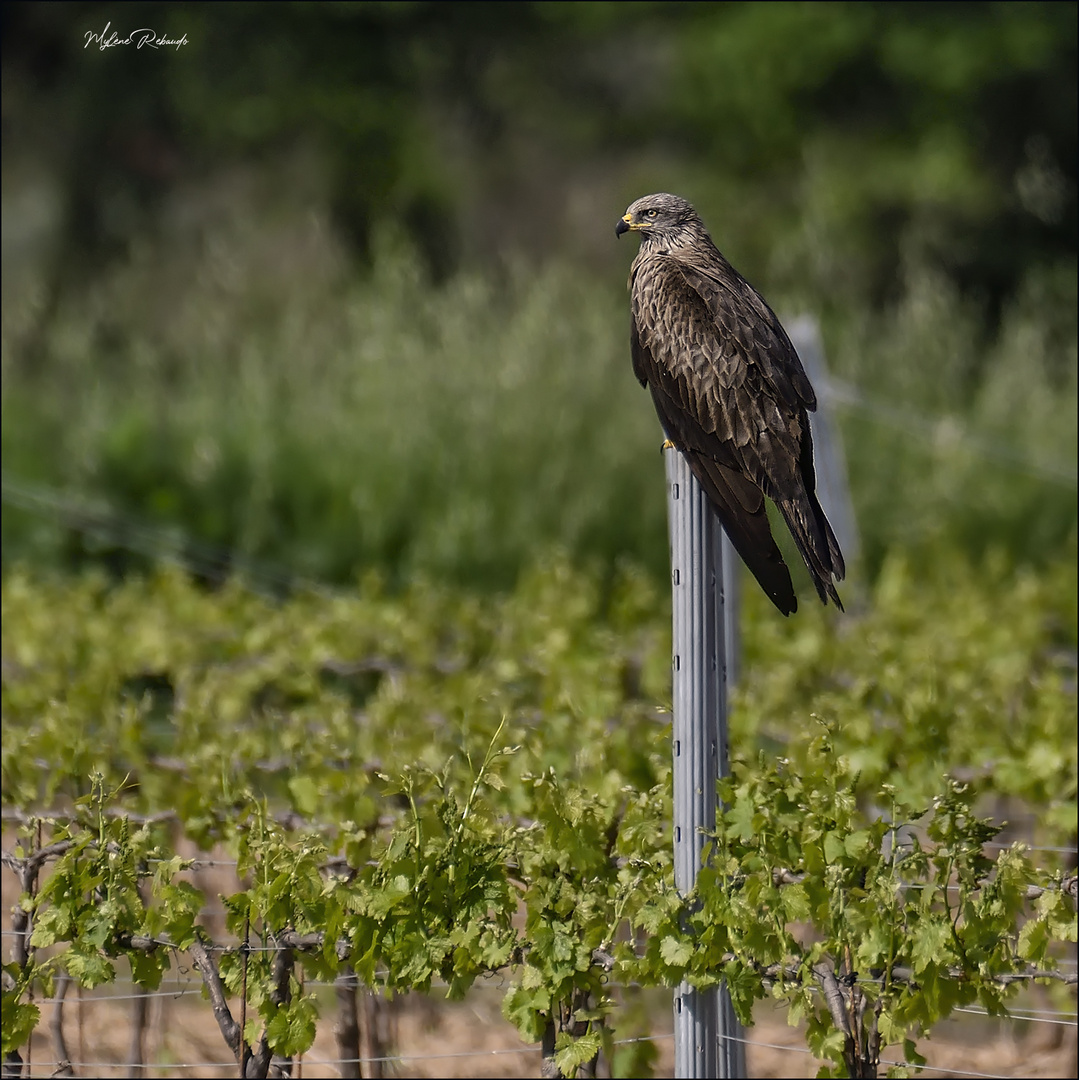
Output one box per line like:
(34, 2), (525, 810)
(16, 1020), (1068, 1075)
(10, 833), (1073, 860)
(983, 842), (1078, 855)
(0, 474), (337, 598)
(819, 377), (1078, 488)
(28, 973), (1079, 1043)
(28, 988), (1079, 1025)
(34, 987), (205, 1004)
(876, 1058), (1015, 1079)
(30, 975), (517, 1001)
(9, 838), (1075, 863)
(16, 1065), (237, 1074)
(153, 860), (241, 868)
(717, 1032), (813, 1054)
(718, 1031), (1025, 1079)
(952, 1006), (1077, 1028)
(0, 1033), (676, 1071)
(30, 978), (1079, 1019)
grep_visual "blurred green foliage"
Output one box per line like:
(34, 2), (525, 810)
(2, 230), (1075, 589)
(4, 547), (1074, 845)
(667, 2), (1077, 310)
(3, 2), (1074, 301)
(1, 1), (1076, 587)
(2, 236), (668, 587)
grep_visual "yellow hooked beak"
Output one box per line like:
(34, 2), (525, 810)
(615, 212), (649, 237)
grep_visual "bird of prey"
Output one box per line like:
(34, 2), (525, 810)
(616, 192), (844, 615)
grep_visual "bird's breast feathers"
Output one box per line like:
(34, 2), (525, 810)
(631, 250), (815, 413)
(631, 254), (745, 392)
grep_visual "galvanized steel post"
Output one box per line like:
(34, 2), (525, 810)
(786, 315), (860, 567)
(666, 447), (746, 1078)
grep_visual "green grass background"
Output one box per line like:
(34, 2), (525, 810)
(2, 221), (1075, 596)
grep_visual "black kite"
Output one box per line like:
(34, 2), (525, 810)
(617, 192), (844, 614)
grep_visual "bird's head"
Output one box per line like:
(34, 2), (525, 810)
(615, 193), (704, 246)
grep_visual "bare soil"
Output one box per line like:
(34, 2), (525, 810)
(5, 966), (1076, 1078)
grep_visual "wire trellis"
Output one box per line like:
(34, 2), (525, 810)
(6, 1026), (1070, 1080)
(19, 982), (1079, 1028)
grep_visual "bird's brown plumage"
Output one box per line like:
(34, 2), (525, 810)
(617, 192), (844, 615)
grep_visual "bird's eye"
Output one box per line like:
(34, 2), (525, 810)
(646, 209), (658, 218)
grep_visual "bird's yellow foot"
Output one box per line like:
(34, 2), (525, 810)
(660, 439), (676, 453)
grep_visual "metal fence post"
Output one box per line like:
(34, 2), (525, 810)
(786, 315), (860, 567)
(720, 532), (740, 689)
(667, 447), (746, 1079)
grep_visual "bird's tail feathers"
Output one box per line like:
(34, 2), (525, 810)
(775, 493), (845, 610)
(687, 453), (798, 616)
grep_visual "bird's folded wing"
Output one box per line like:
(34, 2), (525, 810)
(673, 254), (817, 413)
(630, 259), (805, 504)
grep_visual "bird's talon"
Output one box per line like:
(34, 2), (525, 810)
(660, 439), (676, 452)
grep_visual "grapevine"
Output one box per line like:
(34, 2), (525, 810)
(2, 553), (1076, 1077)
